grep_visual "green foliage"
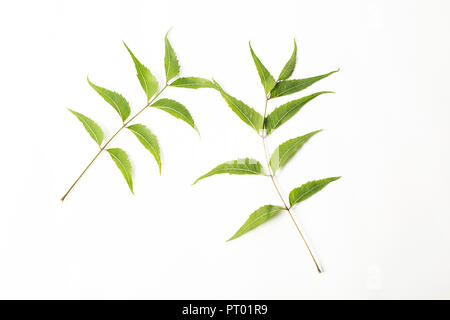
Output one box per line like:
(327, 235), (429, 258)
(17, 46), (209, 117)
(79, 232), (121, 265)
(62, 33), (212, 201)
(228, 205), (285, 241)
(127, 124), (161, 173)
(249, 42), (276, 95)
(265, 91), (332, 135)
(193, 158), (265, 185)
(170, 77), (215, 89)
(278, 39), (297, 81)
(270, 69), (339, 98)
(151, 98), (198, 133)
(289, 177), (341, 207)
(87, 77), (131, 122)
(123, 41), (159, 102)
(270, 130), (322, 173)
(67, 109), (104, 146)
(213, 81), (264, 132)
(198, 38), (340, 267)
(164, 33), (180, 82)
(107, 148), (134, 193)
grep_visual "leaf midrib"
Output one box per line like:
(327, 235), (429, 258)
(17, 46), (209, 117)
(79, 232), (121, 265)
(153, 105), (193, 127)
(278, 137), (308, 166)
(77, 115), (101, 145)
(130, 129), (158, 156)
(233, 207), (282, 238)
(225, 93), (258, 130)
(109, 151), (131, 186)
(291, 183), (324, 205)
(101, 89), (124, 119)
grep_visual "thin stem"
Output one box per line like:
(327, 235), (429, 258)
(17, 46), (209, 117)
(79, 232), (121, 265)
(261, 98), (322, 273)
(60, 84), (168, 202)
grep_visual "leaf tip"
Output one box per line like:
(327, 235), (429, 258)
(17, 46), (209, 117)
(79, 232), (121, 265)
(165, 27), (173, 38)
(314, 128), (324, 134)
(86, 75), (94, 86)
(194, 126), (201, 137)
(248, 41), (255, 53)
(122, 41), (131, 53)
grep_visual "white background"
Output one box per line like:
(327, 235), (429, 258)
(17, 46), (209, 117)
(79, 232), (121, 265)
(0, 0), (449, 299)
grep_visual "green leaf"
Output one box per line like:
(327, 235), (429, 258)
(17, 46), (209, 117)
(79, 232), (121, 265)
(249, 42), (276, 95)
(289, 177), (341, 207)
(127, 124), (161, 173)
(87, 77), (131, 122)
(164, 33), (180, 82)
(68, 109), (104, 146)
(106, 148), (134, 193)
(278, 39), (297, 81)
(193, 158), (265, 185)
(265, 91), (331, 135)
(213, 81), (263, 132)
(151, 98), (198, 133)
(123, 42), (159, 101)
(227, 205), (285, 241)
(270, 69), (339, 98)
(170, 77), (215, 89)
(270, 130), (322, 173)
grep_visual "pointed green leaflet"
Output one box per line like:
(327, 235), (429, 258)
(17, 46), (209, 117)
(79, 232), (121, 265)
(127, 124), (161, 173)
(270, 130), (322, 173)
(151, 98), (198, 133)
(107, 148), (134, 193)
(278, 39), (297, 81)
(170, 77), (215, 89)
(68, 109), (104, 146)
(228, 205), (285, 241)
(193, 158), (265, 185)
(213, 81), (263, 133)
(87, 77), (131, 122)
(123, 42), (159, 101)
(289, 177), (341, 207)
(164, 33), (180, 82)
(270, 69), (339, 98)
(249, 42), (276, 95)
(265, 91), (332, 135)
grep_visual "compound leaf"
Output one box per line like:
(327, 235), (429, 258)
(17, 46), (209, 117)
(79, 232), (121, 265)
(193, 158), (265, 185)
(107, 148), (134, 194)
(151, 98), (198, 133)
(213, 81), (263, 132)
(249, 42), (276, 95)
(123, 42), (159, 101)
(270, 69), (339, 98)
(265, 91), (331, 135)
(164, 33), (180, 82)
(270, 130), (322, 173)
(228, 205), (285, 241)
(278, 39), (297, 81)
(170, 77), (215, 89)
(87, 77), (131, 122)
(289, 177), (341, 207)
(127, 124), (161, 173)
(68, 109), (104, 146)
